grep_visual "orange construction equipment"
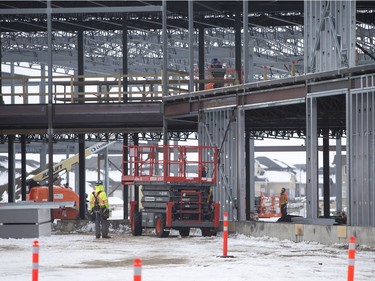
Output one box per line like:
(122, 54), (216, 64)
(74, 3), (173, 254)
(26, 142), (115, 220)
(123, 144), (220, 238)
(27, 186), (80, 220)
(256, 193), (281, 218)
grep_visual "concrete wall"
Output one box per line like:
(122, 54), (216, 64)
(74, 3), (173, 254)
(234, 221), (375, 247)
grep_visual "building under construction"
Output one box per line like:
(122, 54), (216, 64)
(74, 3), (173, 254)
(0, 1), (375, 245)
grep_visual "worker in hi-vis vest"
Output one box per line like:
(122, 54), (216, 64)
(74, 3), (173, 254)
(89, 180), (110, 239)
(279, 187), (288, 218)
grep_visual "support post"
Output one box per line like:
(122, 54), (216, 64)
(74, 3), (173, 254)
(7, 135), (15, 203)
(21, 135), (27, 201)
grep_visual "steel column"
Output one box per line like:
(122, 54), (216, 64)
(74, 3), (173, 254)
(245, 131), (250, 220)
(78, 28), (84, 97)
(7, 135), (15, 203)
(162, 0), (168, 147)
(40, 64), (46, 104)
(122, 17), (129, 102)
(47, 0), (54, 202)
(198, 27), (205, 91)
(236, 108), (246, 220)
(122, 16), (129, 221)
(123, 136), (129, 220)
(10, 63), (15, 104)
(188, 0), (194, 92)
(21, 135), (27, 201)
(249, 137), (255, 218)
(322, 129), (330, 218)
(104, 148), (109, 195)
(306, 96), (319, 219)
(235, 5), (242, 84)
(162, 0), (167, 98)
(243, 0), (250, 84)
(335, 138), (343, 213)
(78, 134), (86, 219)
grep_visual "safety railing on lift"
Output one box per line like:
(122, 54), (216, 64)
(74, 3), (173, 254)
(121, 145), (218, 184)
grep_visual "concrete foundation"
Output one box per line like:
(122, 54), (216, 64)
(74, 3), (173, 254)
(49, 219), (375, 247)
(234, 221), (375, 247)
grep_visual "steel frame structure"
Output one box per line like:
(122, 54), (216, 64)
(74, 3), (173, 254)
(1, 1), (375, 226)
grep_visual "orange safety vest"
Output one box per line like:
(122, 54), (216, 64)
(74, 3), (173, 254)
(89, 184), (109, 210)
(279, 193), (288, 207)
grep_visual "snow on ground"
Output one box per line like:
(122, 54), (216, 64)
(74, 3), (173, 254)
(1, 227), (375, 281)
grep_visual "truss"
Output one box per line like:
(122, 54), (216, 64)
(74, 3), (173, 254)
(0, 131), (198, 144)
(1, 1), (374, 79)
(0, 11), (307, 80)
(249, 128), (346, 140)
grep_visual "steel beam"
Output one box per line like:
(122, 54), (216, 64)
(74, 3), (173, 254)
(0, 103), (163, 131)
(0, 6), (162, 15)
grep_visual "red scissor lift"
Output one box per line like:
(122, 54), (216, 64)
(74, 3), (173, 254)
(122, 145), (220, 237)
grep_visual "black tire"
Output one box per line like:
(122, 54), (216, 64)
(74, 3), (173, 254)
(178, 228), (190, 237)
(155, 214), (169, 238)
(201, 227), (212, 237)
(211, 229), (218, 236)
(131, 212), (142, 236)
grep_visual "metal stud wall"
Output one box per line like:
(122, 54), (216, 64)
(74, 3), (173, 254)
(304, 0), (356, 73)
(348, 75), (375, 226)
(198, 109), (246, 220)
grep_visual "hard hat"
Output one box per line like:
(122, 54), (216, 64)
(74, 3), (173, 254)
(96, 180), (103, 185)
